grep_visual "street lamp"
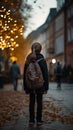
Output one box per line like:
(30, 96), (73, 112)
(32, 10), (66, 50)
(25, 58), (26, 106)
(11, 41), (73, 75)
(52, 58), (56, 64)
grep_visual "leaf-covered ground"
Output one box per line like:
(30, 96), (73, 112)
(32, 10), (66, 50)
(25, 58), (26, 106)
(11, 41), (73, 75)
(0, 91), (73, 127)
(0, 91), (29, 126)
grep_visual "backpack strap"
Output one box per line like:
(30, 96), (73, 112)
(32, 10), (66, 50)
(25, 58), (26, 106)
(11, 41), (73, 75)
(37, 58), (44, 62)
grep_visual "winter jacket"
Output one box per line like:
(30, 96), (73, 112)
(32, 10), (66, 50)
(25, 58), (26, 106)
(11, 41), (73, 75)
(23, 53), (49, 94)
(10, 63), (21, 79)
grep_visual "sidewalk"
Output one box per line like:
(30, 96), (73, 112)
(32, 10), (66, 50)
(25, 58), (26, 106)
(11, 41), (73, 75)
(0, 82), (73, 130)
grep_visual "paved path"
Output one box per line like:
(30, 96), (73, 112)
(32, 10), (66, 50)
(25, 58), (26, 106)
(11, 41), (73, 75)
(0, 82), (73, 130)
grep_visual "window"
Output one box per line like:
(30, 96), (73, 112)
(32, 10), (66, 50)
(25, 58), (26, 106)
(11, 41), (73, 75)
(55, 34), (64, 54)
(67, 5), (73, 42)
(55, 13), (64, 31)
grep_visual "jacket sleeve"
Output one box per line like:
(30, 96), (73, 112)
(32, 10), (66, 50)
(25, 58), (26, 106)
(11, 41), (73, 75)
(39, 58), (49, 90)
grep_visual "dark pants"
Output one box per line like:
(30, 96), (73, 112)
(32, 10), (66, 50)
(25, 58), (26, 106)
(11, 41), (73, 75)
(0, 76), (4, 88)
(56, 75), (61, 87)
(29, 92), (43, 122)
(12, 78), (18, 91)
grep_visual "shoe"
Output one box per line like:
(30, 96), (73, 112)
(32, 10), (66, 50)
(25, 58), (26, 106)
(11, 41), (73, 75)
(29, 122), (34, 125)
(29, 120), (35, 125)
(37, 120), (44, 125)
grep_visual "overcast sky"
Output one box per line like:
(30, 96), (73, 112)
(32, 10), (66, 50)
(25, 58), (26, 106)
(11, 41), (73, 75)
(23, 0), (57, 38)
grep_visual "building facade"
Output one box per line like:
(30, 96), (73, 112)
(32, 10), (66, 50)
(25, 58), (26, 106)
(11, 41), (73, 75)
(56, 0), (65, 11)
(65, 2), (73, 67)
(46, 0), (73, 67)
(54, 12), (65, 65)
(28, 0), (73, 69)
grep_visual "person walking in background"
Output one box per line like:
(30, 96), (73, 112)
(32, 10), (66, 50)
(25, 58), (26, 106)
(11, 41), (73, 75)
(0, 63), (4, 88)
(10, 61), (21, 91)
(62, 64), (67, 82)
(23, 42), (49, 125)
(54, 61), (62, 87)
(66, 64), (73, 83)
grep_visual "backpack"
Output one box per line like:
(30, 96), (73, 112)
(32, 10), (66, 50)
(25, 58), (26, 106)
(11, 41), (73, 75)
(26, 59), (44, 90)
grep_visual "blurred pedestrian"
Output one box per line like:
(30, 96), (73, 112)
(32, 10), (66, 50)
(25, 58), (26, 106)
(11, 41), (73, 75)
(62, 64), (67, 82)
(0, 63), (4, 88)
(67, 64), (73, 83)
(49, 62), (54, 81)
(23, 42), (49, 125)
(54, 61), (62, 87)
(10, 61), (21, 91)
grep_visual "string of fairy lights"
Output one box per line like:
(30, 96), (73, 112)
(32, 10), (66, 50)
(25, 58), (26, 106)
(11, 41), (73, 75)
(0, 4), (24, 51)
